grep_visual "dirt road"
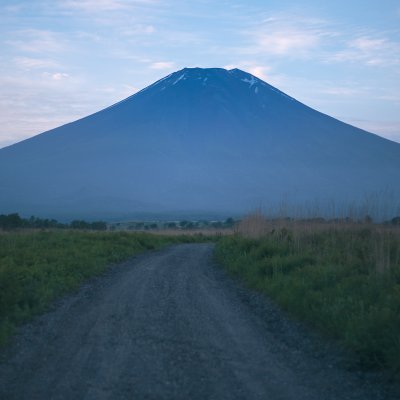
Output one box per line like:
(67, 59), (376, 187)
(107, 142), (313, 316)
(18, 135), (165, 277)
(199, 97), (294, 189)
(0, 244), (397, 399)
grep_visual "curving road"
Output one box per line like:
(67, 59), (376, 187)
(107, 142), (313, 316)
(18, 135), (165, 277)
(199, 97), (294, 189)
(0, 244), (396, 399)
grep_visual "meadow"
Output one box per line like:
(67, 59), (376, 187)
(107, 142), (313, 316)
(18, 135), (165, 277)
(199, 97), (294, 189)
(215, 213), (400, 376)
(0, 230), (207, 346)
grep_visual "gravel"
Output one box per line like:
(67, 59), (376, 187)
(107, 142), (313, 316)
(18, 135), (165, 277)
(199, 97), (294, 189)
(0, 243), (398, 399)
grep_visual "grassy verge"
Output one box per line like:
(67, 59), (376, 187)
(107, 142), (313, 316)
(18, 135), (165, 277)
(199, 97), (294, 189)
(0, 230), (206, 346)
(215, 224), (400, 376)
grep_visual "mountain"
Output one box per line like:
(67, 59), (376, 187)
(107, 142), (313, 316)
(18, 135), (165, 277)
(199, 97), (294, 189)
(0, 67), (399, 220)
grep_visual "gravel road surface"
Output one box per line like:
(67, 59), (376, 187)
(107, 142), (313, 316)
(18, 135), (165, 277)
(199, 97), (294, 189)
(0, 243), (398, 399)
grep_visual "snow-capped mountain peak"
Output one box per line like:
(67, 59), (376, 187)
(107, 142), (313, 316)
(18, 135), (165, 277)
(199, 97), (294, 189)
(0, 67), (399, 220)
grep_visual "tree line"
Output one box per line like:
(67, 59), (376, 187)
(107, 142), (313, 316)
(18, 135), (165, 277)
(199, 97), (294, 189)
(0, 213), (107, 231)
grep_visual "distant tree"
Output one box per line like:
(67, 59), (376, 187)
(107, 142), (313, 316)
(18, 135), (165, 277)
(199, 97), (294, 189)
(179, 220), (190, 229)
(391, 216), (400, 225)
(90, 221), (107, 231)
(186, 222), (195, 229)
(70, 220), (89, 229)
(364, 215), (373, 224)
(0, 213), (24, 230)
(224, 217), (235, 227)
(70, 220), (107, 230)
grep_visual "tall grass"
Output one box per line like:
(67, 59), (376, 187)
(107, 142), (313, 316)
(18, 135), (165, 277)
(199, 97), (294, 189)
(0, 230), (204, 346)
(215, 213), (400, 375)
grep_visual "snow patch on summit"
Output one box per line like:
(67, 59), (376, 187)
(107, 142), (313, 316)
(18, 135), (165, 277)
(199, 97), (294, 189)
(241, 76), (258, 88)
(173, 74), (186, 85)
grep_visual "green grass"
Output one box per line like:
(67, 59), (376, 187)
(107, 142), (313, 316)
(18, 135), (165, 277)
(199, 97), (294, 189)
(0, 230), (206, 346)
(215, 227), (400, 375)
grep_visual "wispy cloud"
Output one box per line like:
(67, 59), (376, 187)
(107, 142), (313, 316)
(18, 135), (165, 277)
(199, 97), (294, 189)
(234, 12), (400, 71)
(14, 56), (60, 70)
(239, 14), (336, 59)
(42, 72), (70, 81)
(7, 29), (67, 53)
(2, 4), (24, 13)
(120, 25), (156, 36)
(224, 62), (272, 80)
(149, 61), (175, 69)
(0, 72), (126, 148)
(59, 0), (160, 15)
(61, 0), (135, 12)
(351, 37), (385, 51)
(319, 86), (362, 96)
(330, 35), (400, 66)
(223, 61), (288, 88)
(256, 29), (320, 56)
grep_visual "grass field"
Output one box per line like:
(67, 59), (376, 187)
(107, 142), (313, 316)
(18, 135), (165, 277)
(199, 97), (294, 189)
(3, 221), (400, 378)
(215, 214), (400, 376)
(0, 230), (208, 346)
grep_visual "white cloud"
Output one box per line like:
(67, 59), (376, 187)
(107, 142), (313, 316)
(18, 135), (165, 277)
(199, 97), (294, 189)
(257, 29), (320, 56)
(223, 62), (287, 87)
(60, 0), (158, 12)
(61, 0), (130, 12)
(330, 35), (400, 67)
(149, 61), (175, 69)
(120, 84), (140, 97)
(120, 25), (156, 36)
(0, 73), (122, 148)
(236, 12), (399, 70)
(223, 63), (272, 80)
(350, 37), (386, 51)
(2, 4), (24, 13)
(7, 29), (67, 53)
(46, 72), (70, 81)
(239, 14), (336, 59)
(320, 87), (361, 96)
(14, 57), (59, 70)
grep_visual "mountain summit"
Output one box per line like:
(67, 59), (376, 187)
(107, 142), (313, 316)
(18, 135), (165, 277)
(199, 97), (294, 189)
(0, 67), (399, 219)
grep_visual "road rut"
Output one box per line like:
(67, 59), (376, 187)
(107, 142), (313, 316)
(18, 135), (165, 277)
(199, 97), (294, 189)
(0, 244), (397, 399)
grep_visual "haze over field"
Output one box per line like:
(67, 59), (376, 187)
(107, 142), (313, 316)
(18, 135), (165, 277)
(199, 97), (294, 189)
(0, 67), (399, 220)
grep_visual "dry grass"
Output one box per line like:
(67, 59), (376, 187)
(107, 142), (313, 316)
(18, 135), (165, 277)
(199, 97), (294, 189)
(235, 211), (400, 274)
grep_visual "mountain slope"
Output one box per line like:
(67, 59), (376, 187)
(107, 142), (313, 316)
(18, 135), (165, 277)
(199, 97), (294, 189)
(1, 67), (399, 219)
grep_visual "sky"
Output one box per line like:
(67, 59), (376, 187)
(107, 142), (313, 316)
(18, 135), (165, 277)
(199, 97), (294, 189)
(0, 0), (399, 148)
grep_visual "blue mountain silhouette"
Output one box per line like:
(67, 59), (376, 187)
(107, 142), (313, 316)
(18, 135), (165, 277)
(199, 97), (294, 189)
(0, 67), (399, 219)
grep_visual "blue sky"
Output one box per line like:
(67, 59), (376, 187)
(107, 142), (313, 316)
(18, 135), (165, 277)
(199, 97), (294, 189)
(1, 0), (399, 148)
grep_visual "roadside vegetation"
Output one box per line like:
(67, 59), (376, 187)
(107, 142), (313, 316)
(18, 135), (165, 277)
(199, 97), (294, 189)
(0, 230), (208, 346)
(215, 212), (400, 376)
